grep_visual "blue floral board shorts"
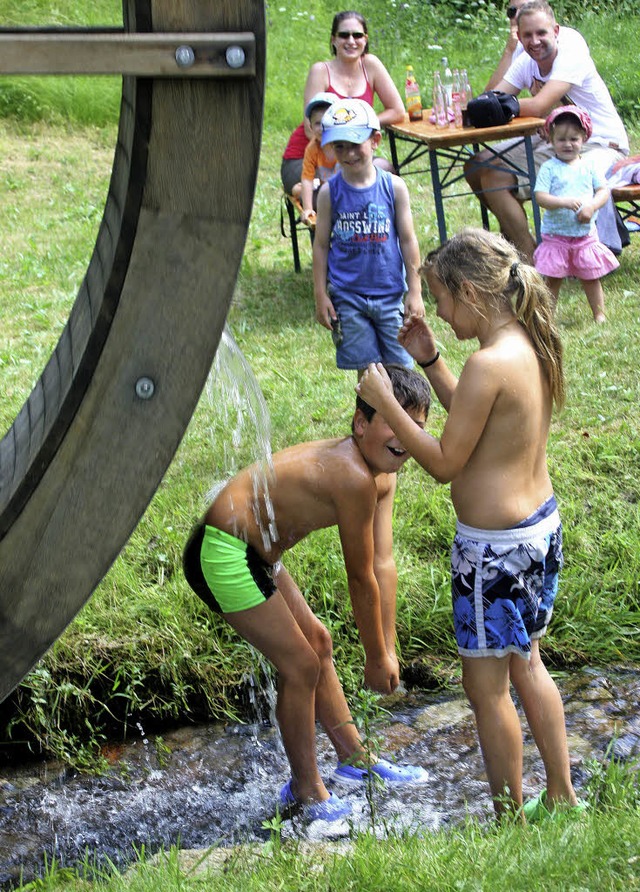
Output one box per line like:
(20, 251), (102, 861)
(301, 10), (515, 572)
(328, 286), (413, 370)
(451, 496), (563, 660)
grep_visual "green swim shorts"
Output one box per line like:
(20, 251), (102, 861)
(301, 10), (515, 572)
(182, 523), (277, 614)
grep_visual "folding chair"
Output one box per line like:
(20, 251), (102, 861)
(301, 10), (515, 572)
(280, 192), (314, 272)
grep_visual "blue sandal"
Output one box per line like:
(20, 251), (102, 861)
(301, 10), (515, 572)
(334, 757), (429, 785)
(278, 779), (352, 822)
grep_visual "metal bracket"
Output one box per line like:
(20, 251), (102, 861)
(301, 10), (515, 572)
(0, 29), (255, 76)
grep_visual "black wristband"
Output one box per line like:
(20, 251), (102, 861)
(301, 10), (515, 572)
(418, 351), (440, 369)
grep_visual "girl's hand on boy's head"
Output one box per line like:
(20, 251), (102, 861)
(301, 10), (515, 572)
(398, 315), (437, 364)
(355, 363), (393, 411)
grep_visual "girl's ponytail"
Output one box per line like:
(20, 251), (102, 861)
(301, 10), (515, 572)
(421, 229), (565, 410)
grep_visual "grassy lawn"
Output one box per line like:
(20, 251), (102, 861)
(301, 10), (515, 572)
(0, 0), (639, 762)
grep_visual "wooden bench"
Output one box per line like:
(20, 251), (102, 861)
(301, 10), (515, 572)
(611, 183), (640, 233)
(280, 192), (315, 272)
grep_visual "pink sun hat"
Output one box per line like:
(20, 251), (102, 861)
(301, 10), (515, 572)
(544, 105), (593, 141)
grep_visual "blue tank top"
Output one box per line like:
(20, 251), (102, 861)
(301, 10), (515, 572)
(327, 168), (406, 297)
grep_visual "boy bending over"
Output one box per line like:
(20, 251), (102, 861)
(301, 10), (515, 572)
(183, 365), (431, 822)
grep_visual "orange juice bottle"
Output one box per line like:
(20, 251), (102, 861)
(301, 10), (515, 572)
(405, 65), (423, 121)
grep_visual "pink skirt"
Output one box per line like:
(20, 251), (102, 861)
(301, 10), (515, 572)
(534, 232), (619, 281)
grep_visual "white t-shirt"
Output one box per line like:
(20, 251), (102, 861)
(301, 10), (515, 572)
(504, 26), (628, 152)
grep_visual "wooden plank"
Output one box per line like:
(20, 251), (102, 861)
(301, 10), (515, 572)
(0, 31), (255, 76)
(611, 184), (640, 201)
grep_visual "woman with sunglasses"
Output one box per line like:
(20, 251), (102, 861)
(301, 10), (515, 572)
(281, 11), (404, 195)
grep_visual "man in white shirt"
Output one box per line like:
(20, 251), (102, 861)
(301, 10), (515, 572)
(465, 0), (628, 259)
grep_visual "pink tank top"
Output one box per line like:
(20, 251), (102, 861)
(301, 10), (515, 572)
(282, 59), (375, 160)
(324, 59), (374, 105)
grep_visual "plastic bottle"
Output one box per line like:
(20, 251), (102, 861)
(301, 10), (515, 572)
(440, 56), (453, 109)
(451, 69), (463, 129)
(405, 65), (423, 121)
(432, 71), (447, 128)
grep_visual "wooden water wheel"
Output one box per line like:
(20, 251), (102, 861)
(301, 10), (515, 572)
(0, 0), (265, 703)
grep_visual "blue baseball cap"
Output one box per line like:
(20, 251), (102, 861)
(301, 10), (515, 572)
(321, 98), (381, 146)
(305, 91), (337, 119)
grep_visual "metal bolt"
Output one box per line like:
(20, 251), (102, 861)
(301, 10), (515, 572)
(135, 377), (155, 400)
(225, 45), (246, 69)
(175, 45), (195, 68)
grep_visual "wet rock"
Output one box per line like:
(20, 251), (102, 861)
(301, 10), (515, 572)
(611, 732), (640, 761)
(413, 698), (473, 733)
(564, 703), (618, 736)
(566, 732), (598, 761)
(142, 839), (354, 878)
(579, 685), (614, 702)
(380, 721), (421, 750)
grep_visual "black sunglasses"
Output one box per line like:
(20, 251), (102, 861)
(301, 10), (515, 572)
(506, 6), (518, 18)
(336, 30), (366, 39)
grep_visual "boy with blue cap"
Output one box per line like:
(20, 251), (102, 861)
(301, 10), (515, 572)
(313, 98), (425, 378)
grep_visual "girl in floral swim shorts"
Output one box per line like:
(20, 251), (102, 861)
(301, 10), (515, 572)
(357, 227), (584, 821)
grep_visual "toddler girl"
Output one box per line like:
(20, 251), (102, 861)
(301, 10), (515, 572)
(534, 105), (618, 324)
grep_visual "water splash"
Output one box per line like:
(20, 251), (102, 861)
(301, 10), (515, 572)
(202, 331), (283, 737)
(1, 669), (639, 883)
(241, 659), (279, 741)
(201, 327), (281, 730)
(204, 326), (278, 552)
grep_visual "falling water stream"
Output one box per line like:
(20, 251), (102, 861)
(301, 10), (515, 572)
(1, 329), (638, 885)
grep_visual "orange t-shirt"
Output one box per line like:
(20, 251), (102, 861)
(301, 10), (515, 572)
(302, 140), (338, 184)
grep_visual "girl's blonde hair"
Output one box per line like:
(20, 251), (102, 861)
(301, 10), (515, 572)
(420, 228), (565, 409)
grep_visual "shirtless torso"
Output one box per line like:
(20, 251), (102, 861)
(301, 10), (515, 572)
(356, 316), (554, 530)
(205, 435), (395, 564)
(447, 323), (553, 529)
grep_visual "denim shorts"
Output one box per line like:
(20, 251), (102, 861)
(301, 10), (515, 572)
(328, 287), (413, 370)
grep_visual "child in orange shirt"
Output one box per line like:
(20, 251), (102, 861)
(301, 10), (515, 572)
(292, 92), (339, 226)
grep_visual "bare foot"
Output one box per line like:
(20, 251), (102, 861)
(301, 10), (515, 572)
(593, 312), (606, 324)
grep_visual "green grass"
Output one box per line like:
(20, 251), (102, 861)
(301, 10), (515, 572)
(9, 797), (640, 890)
(0, 0), (639, 767)
(0, 0), (122, 124)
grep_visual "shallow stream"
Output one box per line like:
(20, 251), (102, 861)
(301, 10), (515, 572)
(0, 666), (639, 886)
